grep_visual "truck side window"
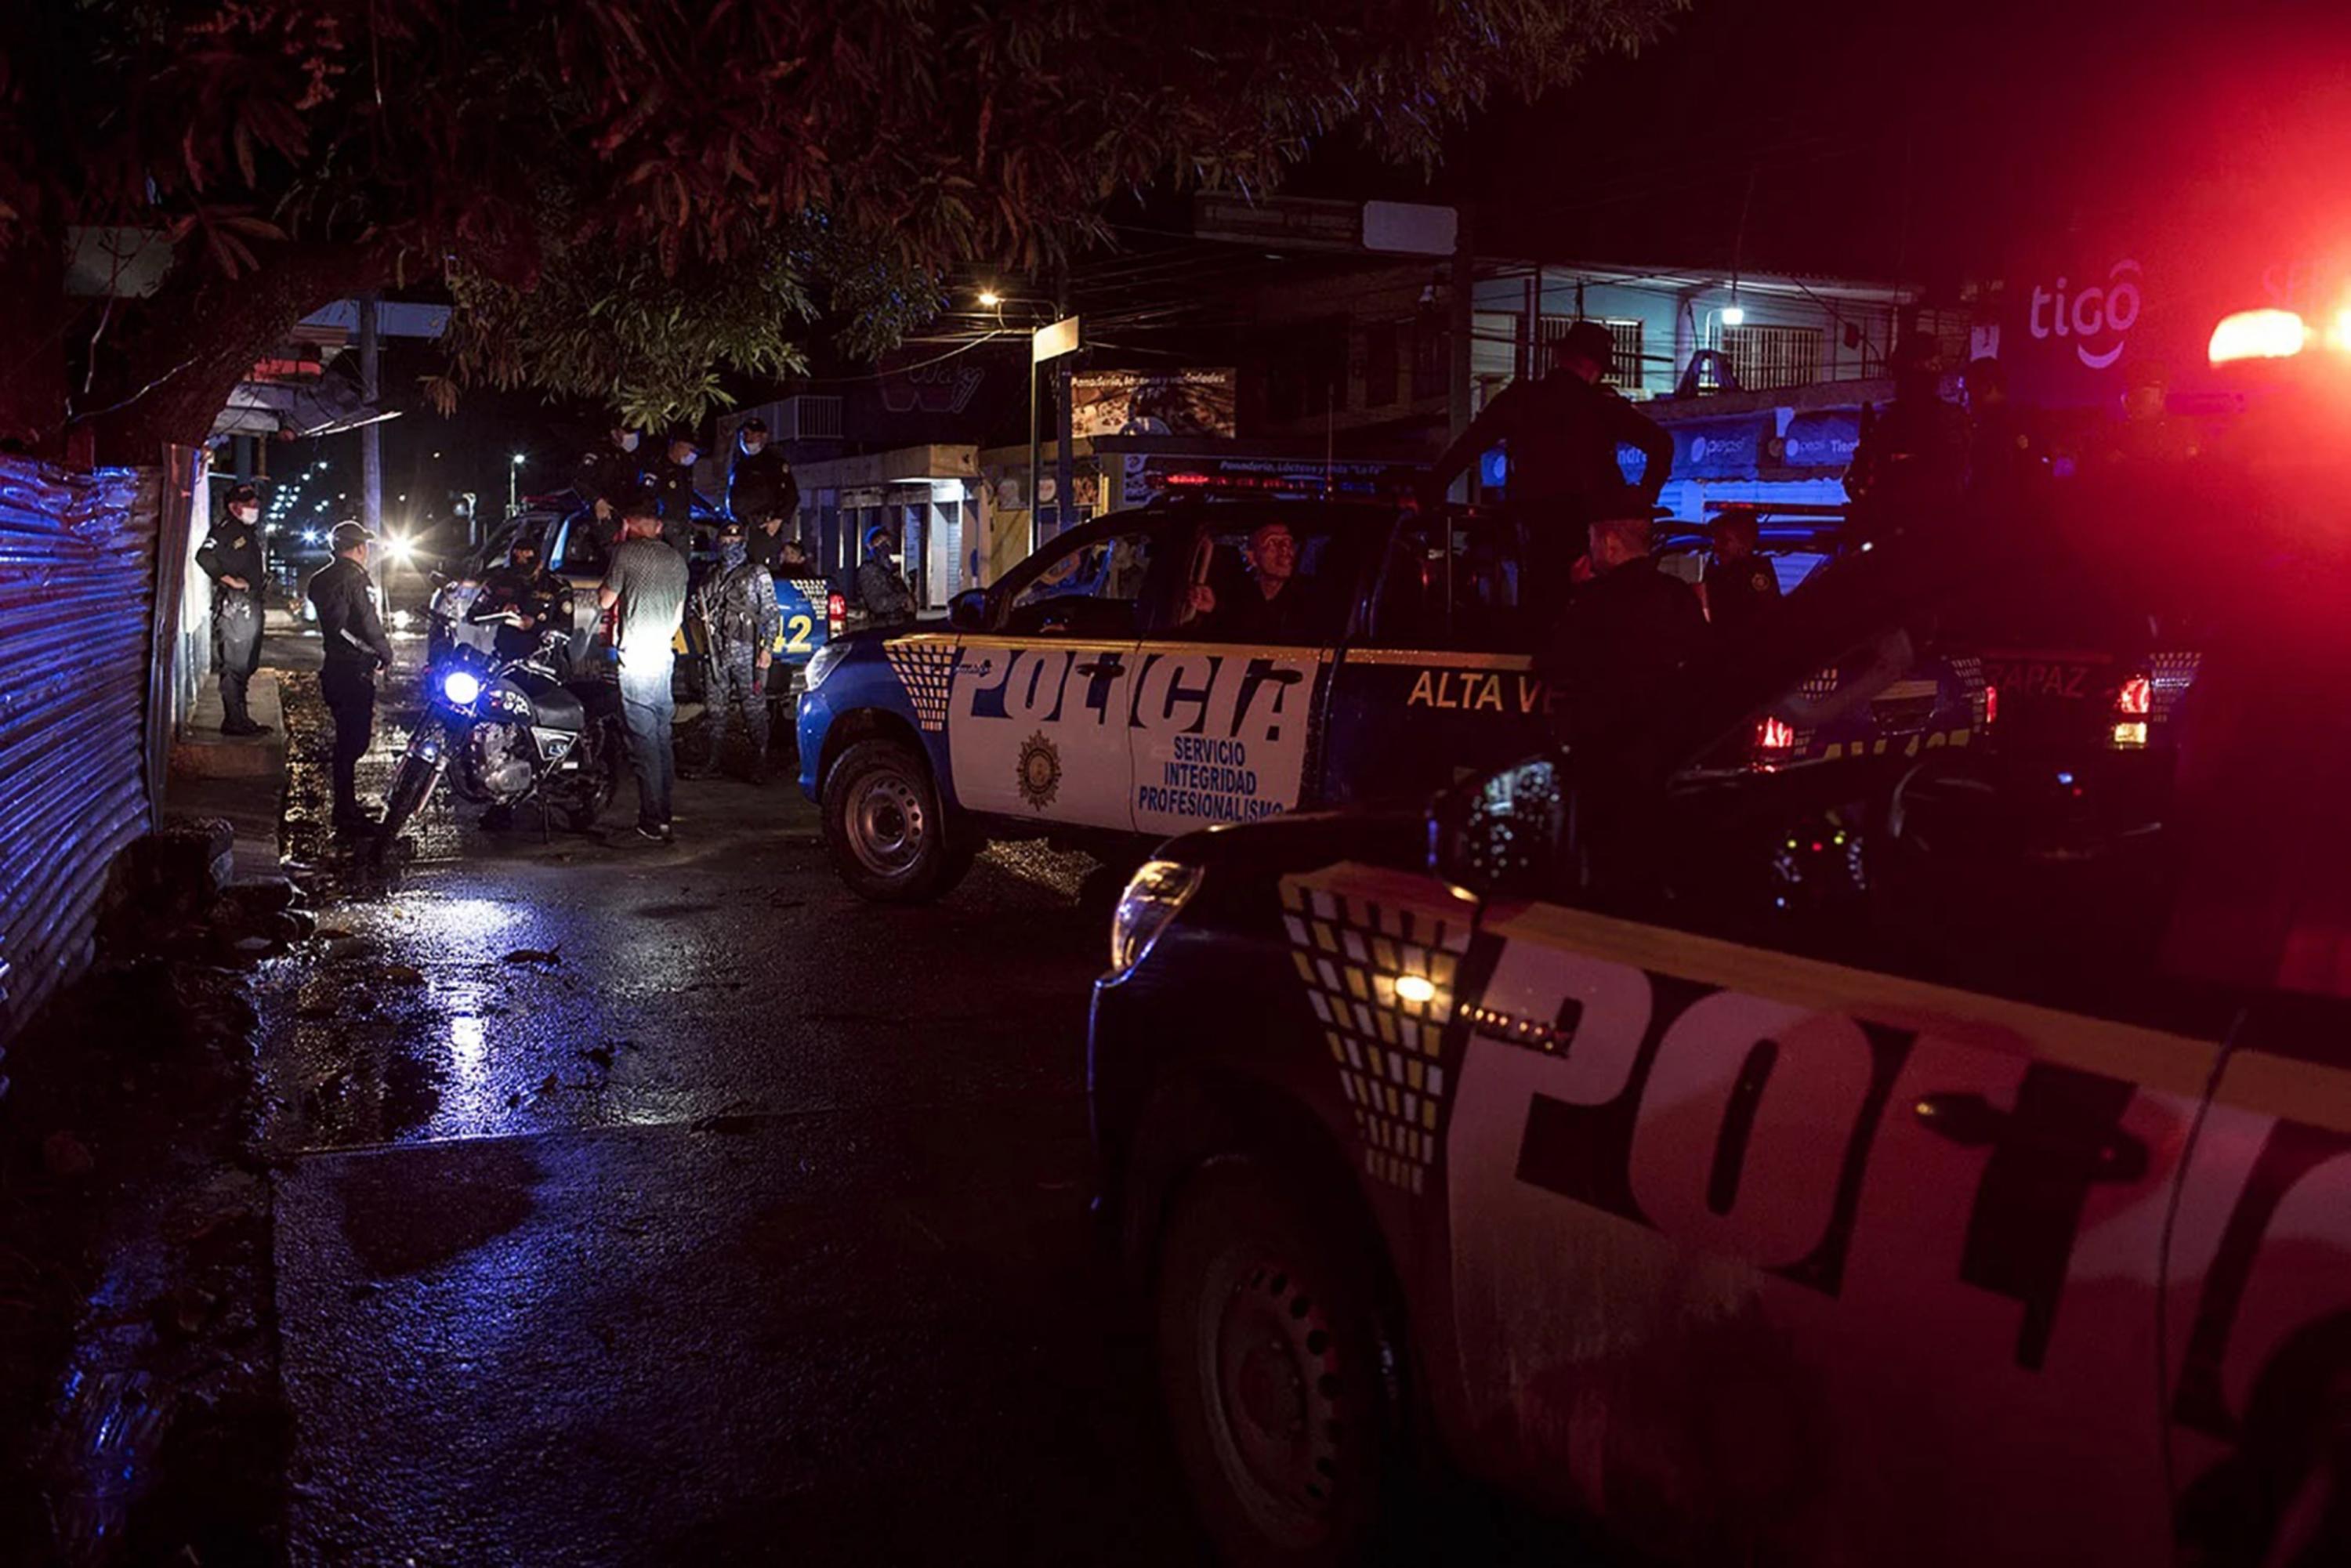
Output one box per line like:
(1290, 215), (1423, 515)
(1371, 513), (1531, 653)
(1002, 531), (1154, 637)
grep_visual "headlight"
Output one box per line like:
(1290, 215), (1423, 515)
(802, 640), (850, 692)
(441, 669), (483, 707)
(1109, 860), (1204, 977)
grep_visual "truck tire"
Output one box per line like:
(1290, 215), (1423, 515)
(1154, 1159), (1399, 1567)
(820, 737), (974, 903)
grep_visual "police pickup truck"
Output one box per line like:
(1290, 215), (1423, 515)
(1086, 320), (2346, 1567)
(797, 491), (1998, 901)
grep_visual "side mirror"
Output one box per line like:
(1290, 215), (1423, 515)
(1428, 754), (1570, 900)
(947, 588), (989, 632)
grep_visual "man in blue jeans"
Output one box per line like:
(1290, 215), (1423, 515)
(597, 495), (690, 842)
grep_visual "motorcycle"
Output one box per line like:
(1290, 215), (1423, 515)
(378, 628), (626, 842)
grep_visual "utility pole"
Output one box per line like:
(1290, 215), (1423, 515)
(359, 292), (384, 596)
(1447, 220), (1476, 502)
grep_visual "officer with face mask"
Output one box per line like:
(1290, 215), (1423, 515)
(728, 418), (801, 567)
(197, 482), (271, 735)
(685, 520), (783, 782)
(472, 532), (574, 666)
(576, 424), (646, 550)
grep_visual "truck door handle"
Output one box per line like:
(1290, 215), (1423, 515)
(1912, 1091), (2148, 1182)
(1075, 661), (1125, 677)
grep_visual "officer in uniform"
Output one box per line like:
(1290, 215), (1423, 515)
(857, 524), (918, 628)
(727, 418), (801, 565)
(575, 424), (647, 551)
(1701, 509), (1781, 638)
(197, 482), (271, 735)
(306, 521), (395, 830)
(1544, 486), (1709, 745)
(1420, 319), (1675, 602)
(1846, 335), (1968, 534)
(473, 532), (574, 666)
(686, 520), (783, 782)
(651, 429), (703, 557)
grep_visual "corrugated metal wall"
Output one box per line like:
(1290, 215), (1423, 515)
(0, 458), (162, 1041)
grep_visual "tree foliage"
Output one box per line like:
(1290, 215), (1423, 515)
(0, 0), (1684, 453)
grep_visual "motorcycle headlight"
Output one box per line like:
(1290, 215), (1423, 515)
(802, 640), (850, 693)
(441, 669), (483, 707)
(1108, 860), (1204, 978)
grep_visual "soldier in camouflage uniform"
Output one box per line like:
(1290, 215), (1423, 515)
(687, 520), (783, 782)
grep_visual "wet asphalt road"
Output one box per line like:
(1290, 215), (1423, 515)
(253, 635), (1203, 1566)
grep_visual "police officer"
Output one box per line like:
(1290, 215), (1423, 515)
(197, 482), (271, 735)
(472, 532), (573, 666)
(1420, 319), (1675, 599)
(686, 520), (783, 782)
(576, 424), (647, 541)
(1702, 509), (1781, 638)
(857, 524), (917, 628)
(728, 418), (799, 556)
(306, 521), (395, 830)
(651, 429), (703, 557)
(1543, 487), (1709, 744)
(1846, 335), (1968, 533)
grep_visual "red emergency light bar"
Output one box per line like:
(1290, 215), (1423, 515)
(2211, 304), (2351, 364)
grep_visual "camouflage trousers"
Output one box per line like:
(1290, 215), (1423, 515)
(698, 646), (770, 767)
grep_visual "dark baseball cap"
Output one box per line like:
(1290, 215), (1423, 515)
(224, 482), (260, 508)
(330, 520), (374, 552)
(738, 417), (768, 436)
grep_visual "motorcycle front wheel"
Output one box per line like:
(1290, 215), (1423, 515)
(563, 717), (625, 832)
(378, 735), (443, 843)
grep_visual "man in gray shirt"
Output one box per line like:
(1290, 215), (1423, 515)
(598, 495), (690, 842)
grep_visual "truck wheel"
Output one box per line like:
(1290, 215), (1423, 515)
(821, 737), (973, 902)
(1155, 1159), (1398, 1567)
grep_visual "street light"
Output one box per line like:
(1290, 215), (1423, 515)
(509, 451), (526, 514)
(977, 288), (1002, 308)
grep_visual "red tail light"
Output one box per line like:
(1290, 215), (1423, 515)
(827, 592), (846, 638)
(1755, 716), (1796, 751)
(1983, 683), (1999, 726)
(2116, 673), (2152, 718)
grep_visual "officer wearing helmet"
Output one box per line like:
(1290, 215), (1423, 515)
(196, 481), (271, 735)
(857, 524), (917, 629)
(473, 530), (573, 666)
(685, 519), (784, 782)
(306, 521), (395, 830)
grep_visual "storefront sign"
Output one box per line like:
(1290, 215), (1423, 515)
(1070, 368), (1238, 439)
(1780, 410), (1863, 471)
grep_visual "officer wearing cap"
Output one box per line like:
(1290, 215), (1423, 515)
(1702, 509), (1781, 638)
(685, 518), (783, 782)
(197, 482), (271, 735)
(306, 521), (396, 830)
(651, 428), (703, 557)
(1420, 318), (1674, 602)
(727, 418), (800, 567)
